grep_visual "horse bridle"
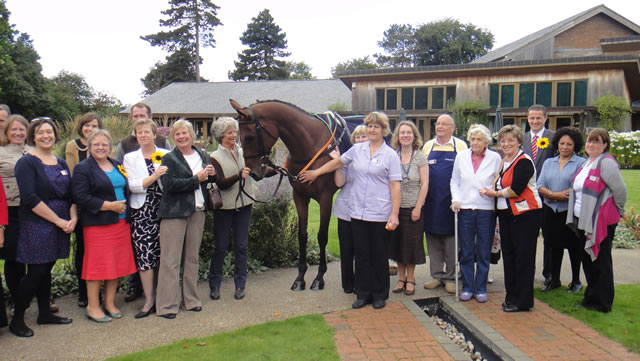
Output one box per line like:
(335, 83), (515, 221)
(237, 105), (281, 170)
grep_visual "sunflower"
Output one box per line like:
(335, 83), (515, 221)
(117, 164), (128, 178)
(151, 151), (164, 164)
(537, 137), (550, 149)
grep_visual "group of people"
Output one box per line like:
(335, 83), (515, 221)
(0, 103), (256, 338)
(0, 101), (627, 338)
(303, 105), (626, 315)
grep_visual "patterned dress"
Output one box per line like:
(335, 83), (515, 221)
(130, 159), (162, 270)
(17, 162), (71, 264)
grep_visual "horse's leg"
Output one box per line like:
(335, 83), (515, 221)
(291, 191), (309, 291)
(311, 192), (333, 291)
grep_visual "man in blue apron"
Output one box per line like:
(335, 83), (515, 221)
(422, 114), (467, 293)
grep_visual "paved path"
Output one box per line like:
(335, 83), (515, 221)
(0, 241), (638, 360)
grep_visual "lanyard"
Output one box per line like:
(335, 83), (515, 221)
(399, 149), (415, 183)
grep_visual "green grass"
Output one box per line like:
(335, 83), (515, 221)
(534, 284), (640, 353)
(307, 194), (340, 257)
(107, 314), (339, 361)
(622, 170), (640, 210)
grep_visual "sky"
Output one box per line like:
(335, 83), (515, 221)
(5, 0), (640, 106)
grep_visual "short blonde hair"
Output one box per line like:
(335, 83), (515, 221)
(391, 121), (423, 150)
(0, 114), (29, 146)
(170, 119), (196, 146)
(133, 119), (158, 136)
(211, 117), (238, 144)
(88, 129), (113, 153)
(497, 124), (523, 145)
(467, 124), (492, 145)
(363, 112), (390, 136)
(350, 125), (367, 143)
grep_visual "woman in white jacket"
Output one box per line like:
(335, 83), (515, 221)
(450, 124), (501, 303)
(123, 119), (168, 318)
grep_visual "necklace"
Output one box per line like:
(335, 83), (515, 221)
(398, 149), (415, 183)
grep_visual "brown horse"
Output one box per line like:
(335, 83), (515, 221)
(230, 99), (346, 291)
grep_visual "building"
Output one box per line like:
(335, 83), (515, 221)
(339, 4), (640, 140)
(121, 79), (352, 143)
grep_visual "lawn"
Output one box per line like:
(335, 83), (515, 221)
(622, 169), (640, 210)
(107, 314), (339, 361)
(535, 284), (640, 353)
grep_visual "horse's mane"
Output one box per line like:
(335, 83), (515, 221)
(254, 99), (313, 117)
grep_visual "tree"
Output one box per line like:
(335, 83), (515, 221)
(414, 18), (493, 65)
(331, 56), (378, 78)
(284, 61), (315, 80)
(374, 24), (417, 68)
(141, 0), (222, 82)
(141, 48), (202, 95)
(593, 93), (632, 130)
(229, 9), (290, 81)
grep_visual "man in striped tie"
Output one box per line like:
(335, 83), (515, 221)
(522, 104), (555, 287)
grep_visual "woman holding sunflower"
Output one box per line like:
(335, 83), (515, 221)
(72, 129), (137, 323)
(123, 119), (169, 318)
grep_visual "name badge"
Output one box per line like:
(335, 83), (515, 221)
(428, 159), (437, 165)
(589, 175), (599, 182)
(61, 170), (69, 176)
(445, 158), (455, 162)
(371, 158), (379, 164)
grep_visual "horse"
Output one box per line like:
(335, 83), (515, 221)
(230, 99), (351, 291)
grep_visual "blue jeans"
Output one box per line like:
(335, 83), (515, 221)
(458, 209), (495, 294)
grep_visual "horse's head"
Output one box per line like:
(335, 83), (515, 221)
(230, 99), (278, 180)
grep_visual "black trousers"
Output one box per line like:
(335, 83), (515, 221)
(498, 209), (542, 310)
(2, 207), (26, 304)
(351, 219), (390, 302)
(12, 262), (55, 325)
(579, 225), (616, 312)
(74, 225), (87, 301)
(337, 219), (355, 292)
(542, 206), (582, 285)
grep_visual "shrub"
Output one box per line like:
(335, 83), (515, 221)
(449, 100), (491, 139)
(613, 224), (638, 249)
(609, 131), (640, 169)
(593, 93), (632, 131)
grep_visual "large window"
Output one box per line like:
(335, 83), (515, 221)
(490, 80), (586, 108)
(375, 85), (456, 111)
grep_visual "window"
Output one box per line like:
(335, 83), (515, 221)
(490, 84), (499, 108)
(557, 82), (572, 107)
(386, 89), (397, 110)
(536, 82), (552, 107)
(401, 88), (414, 110)
(415, 88), (428, 109)
(556, 117), (572, 129)
(375, 89), (385, 110)
(432, 88), (444, 109)
(574, 80), (587, 106)
(519, 83), (534, 108)
(446, 86), (456, 106)
(501, 85), (514, 108)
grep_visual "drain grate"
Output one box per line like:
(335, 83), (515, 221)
(415, 298), (500, 361)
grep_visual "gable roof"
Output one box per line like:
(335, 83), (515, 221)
(473, 4), (640, 63)
(123, 79), (351, 115)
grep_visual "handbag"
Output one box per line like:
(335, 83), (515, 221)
(206, 183), (223, 210)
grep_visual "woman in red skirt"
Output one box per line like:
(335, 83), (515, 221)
(72, 129), (136, 322)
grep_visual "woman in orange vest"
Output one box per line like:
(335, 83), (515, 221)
(481, 125), (542, 312)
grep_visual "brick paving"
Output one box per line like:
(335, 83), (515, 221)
(325, 293), (640, 361)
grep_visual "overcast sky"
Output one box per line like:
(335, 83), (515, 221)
(5, 0), (640, 105)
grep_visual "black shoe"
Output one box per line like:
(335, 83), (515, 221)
(37, 315), (73, 325)
(352, 299), (369, 309)
(135, 305), (155, 319)
(372, 300), (386, 309)
(188, 306), (202, 312)
(125, 288), (142, 303)
(77, 298), (88, 308)
(543, 277), (551, 286)
(343, 288), (353, 294)
(502, 303), (519, 312)
(542, 282), (561, 292)
(9, 322), (34, 337)
(568, 282), (583, 293)
(234, 288), (245, 300)
(159, 313), (176, 319)
(209, 287), (220, 300)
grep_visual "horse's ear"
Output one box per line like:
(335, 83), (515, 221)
(230, 99), (251, 118)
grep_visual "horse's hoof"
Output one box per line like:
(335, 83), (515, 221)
(291, 280), (306, 291)
(311, 279), (325, 291)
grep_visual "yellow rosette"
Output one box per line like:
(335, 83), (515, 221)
(151, 151), (164, 164)
(117, 164), (128, 178)
(536, 137), (550, 149)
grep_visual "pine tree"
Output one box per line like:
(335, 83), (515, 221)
(141, 0), (222, 82)
(229, 9), (290, 81)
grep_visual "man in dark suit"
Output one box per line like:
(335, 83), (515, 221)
(522, 104), (555, 287)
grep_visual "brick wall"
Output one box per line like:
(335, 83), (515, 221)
(554, 14), (636, 49)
